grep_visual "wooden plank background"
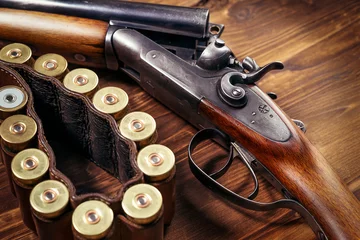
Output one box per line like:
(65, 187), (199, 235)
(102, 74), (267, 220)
(0, 0), (359, 239)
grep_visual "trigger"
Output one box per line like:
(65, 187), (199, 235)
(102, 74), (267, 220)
(231, 143), (259, 200)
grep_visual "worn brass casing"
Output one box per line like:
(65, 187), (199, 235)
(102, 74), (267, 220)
(30, 180), (69, 219)
(63, 68), (99, 97)
(122, 184), (162, 225)
(34, 53), (69, 79)
(92, 86), (129, 120)
(0, 43), (35, 66)
(0, 85), (28, 120)
(72, 200), (114, 239)
(0, 114), (37, 152)
(11, 148), (49, 185)
(137, 144), (175, 182)
(119, 112), (157, 148)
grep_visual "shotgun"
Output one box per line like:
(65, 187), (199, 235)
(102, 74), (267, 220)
(0, 1), (359, 239)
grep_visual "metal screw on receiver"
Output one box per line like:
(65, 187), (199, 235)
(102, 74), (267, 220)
(72, 200), (114, 240)
(33, 53), (69, 79)
(119, 112), (157, 149)
(0, 43), (35, 67)
(63, 68), (99, 98)
(0, 85), (28, 120)
(92, 86), (129, 121)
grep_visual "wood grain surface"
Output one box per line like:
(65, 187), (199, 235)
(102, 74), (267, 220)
(0, 0), (359, 239)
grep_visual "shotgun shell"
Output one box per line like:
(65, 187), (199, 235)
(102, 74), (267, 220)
(0, 43), (35, 66)
(0, 114), (37, 152)
(0, 85), (28, 120)
(11, 148), (49, 185)
(122, 184), (162, 225)
(11, 148), (49, 232)
(119, 112), (157, 149)
(63, 68), (99, 97)
(30, 180), (69, 219)
(92, 86), (129, 121)
(72, 200), (114, 239)
(34, 53), (69, 79)
(137, 144), (175, 182)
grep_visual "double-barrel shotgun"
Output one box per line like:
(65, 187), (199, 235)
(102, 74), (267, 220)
(0, 0), (359, 239)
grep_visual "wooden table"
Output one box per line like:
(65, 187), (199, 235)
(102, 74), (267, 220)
(0, 0), (359, 239)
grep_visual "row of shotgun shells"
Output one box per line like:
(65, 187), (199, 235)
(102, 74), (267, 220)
(0, 115), (174, 238)
(1, 43), (157, 148)
(10, 147), (163, 239)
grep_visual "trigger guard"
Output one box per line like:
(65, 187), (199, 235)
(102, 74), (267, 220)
(187, 128), (328, 240)
(188, 128), (258, 199)
(188, 128), (234, 180)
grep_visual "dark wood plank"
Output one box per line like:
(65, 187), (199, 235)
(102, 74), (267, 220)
(0, 0), (359, 239)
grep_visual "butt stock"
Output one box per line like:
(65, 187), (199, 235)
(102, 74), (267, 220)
(199, 87), (360, 240)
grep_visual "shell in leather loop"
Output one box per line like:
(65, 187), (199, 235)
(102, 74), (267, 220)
(72, 200), (114, 239)
(0, 85), (28, 120)
(137, 144), (176, 224)
(11, 148), (50, 233)
(63, 68), (99, 97)
(34, 53), (69, 79)
(0, 43), (35, 66)
(92, 86), (129, 120)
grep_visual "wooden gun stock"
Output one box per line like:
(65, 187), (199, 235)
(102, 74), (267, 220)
(199, 86), (360, 240)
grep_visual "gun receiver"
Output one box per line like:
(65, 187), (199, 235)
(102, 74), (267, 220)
(0, 1), (359, 239)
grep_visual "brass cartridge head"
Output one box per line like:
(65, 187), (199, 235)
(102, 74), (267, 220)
(30, 180), (69, 218)
(34, 53), (68, 79)
(0, 43), (34, 66)
(119, 112), (157, 148)
(0, 85), (28, 120)
(11, 148), (49, 185)
(137, 144), (175, 182)
(0, 114), (37, 152)
(92, 86), (129, 120)
(122, 184), (162, 225)
(63, 68), (99, 97)
(72, 200), (114, 239)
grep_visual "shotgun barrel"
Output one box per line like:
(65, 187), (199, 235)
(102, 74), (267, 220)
(0, 0), (210, 38)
